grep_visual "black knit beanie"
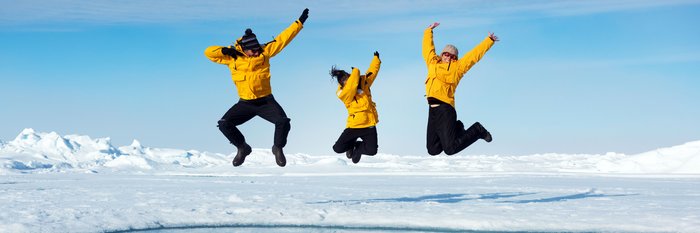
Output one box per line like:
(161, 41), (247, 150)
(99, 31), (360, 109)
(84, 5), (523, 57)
(239, 28), (261, 51)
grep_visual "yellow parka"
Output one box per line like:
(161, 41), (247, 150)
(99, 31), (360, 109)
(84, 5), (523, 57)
(337, 55), (381, 128)
(204, 20), (304, 100)
(422, 27), (494, 107)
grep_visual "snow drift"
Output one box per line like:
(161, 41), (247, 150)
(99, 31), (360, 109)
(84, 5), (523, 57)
(1, 128), (699, 175)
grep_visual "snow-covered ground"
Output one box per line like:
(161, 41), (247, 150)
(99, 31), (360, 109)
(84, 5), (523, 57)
(1, 129), (699, 232)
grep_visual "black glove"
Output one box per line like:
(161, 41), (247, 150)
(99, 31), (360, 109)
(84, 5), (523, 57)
(221, 46), (237, 58)
(299, 8), (309, 24)
(374, 51), (379, 58)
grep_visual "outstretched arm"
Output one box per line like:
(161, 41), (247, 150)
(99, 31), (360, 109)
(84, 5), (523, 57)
(456, 33), (496, 76)
(422, 22), (440, 64)
(337, 68), (361, 104)
(365, 51), (381, 87)
(264, 8), (308, 57)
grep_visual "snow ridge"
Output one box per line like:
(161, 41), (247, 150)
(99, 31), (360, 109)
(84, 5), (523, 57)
(0, 128), (228, 173)
(1, 128), (699, 175)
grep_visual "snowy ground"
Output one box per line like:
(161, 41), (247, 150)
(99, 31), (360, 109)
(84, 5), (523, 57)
(1, 129), (699, 232)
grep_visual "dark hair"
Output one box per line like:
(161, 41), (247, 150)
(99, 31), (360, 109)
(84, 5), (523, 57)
(330, 65), (349, 87)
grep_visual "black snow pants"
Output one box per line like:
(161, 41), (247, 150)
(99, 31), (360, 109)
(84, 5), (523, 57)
(332, 127), (378, 156)
(426, 100), (485, 155)
(217, 94), (291, 149)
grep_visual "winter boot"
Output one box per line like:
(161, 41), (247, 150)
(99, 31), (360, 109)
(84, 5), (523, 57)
(346, 141), (361, 159)
(483, 129), (492, 143)
(351, 142), (362, 164)
(352, 151), (362, 164)
(272, 146), (287, 167)
(476, 122), (492, 142)
(232, 144), (252, 167)
(346, 145), (355, 159)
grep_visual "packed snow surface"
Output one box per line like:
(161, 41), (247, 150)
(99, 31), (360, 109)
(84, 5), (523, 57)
(1, 129), (699, 232)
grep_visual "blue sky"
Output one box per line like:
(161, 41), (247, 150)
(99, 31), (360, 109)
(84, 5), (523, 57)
(2, 0), (699, 156)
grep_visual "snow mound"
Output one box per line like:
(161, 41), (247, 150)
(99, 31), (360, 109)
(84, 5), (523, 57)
(596, 140), (700, 174)
(0, 128), (228, 174)
(1, 128), (699, 175)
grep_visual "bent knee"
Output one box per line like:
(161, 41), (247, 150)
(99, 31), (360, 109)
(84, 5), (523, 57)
(217, 119), (230, 128)
(427, 149), (442, 156)
(332, 143), (346, 154)
(365, 145), (378, 155)
(275, 117), (291, 125)
(443, 147), (459, 155)
(365, 149), (377, 156)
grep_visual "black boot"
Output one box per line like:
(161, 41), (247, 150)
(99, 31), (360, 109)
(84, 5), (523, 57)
(352, 150), (362, 164)
(346, 141), (360, 159)
(476, 122), (492, 142)
(232, 144), (252, 167)
(272, 146), (286, 167)
(483, 130), (492, 142)
(351, 142), (362, 164)
(346, 146), (355, 159)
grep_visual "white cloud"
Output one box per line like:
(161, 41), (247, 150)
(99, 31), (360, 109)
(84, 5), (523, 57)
(2, 0), (698, 25)
(500, 0), (700, 17)
(498, 52), (700, 70)
(0, 0), (297, 24)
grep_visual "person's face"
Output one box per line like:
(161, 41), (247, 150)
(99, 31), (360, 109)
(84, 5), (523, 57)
(441, 52), (457, 63)
(244, 49), (261, 57)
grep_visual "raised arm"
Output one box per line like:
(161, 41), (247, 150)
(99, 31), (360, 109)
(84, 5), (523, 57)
(456, 34), (496, 76)
(204, 46), (237, 65)
(364, 51), (381, 87)
(263, 8), (308, 57)
(422, 22), (440, 64)
(337, 68), (361, 104)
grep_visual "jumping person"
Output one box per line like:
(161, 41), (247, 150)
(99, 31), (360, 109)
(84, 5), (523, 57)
(423, 22), (498, 156)
(204, 8), (309, 167)
(330, 52), (381, 164)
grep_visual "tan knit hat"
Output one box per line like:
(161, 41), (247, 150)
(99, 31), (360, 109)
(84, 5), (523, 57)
(442, 44), (458, 57)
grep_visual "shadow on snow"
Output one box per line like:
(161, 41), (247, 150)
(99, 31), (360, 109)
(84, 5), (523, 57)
(308, 191), (636, 205)
(499, 190), (637, 204)
(307, 192), (536, 205)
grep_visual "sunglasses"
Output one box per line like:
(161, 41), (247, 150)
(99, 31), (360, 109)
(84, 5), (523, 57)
(441, 52), (457, 60)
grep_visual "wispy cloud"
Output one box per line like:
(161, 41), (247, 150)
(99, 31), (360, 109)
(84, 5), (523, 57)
(2, 0), (698, 26)
(496, 0), (700, 17)
(0, 0), (278, 24)
(495, 52), (700, 71)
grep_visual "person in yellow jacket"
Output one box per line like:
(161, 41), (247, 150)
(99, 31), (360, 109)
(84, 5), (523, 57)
(204, 8), (309, 167)
(330, 51), (381, 164)
(423, 22), (498, 156)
